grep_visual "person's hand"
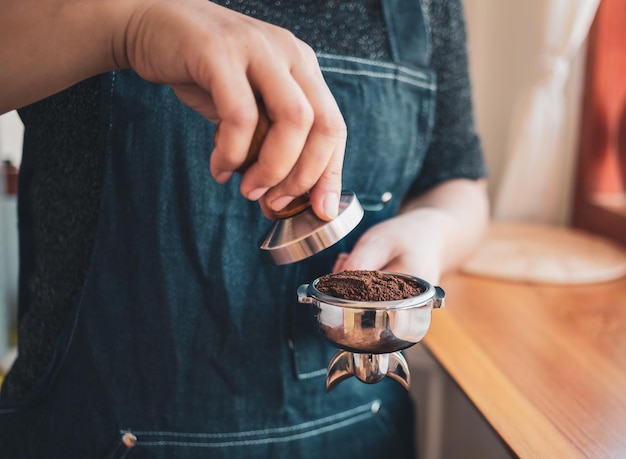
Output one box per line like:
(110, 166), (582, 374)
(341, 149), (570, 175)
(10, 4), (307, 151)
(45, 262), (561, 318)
(117, 0), (346, 220)
(332, 179), (490, 284)
(332, 209), (447, 284)
(0, 0), (346, 221)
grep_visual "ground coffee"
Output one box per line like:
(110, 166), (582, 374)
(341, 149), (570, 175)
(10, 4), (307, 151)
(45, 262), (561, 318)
(315, 270), (423, 301)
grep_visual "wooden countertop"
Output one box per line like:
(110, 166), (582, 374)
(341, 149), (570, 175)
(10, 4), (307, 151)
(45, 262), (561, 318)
(424, 272), (626, 459)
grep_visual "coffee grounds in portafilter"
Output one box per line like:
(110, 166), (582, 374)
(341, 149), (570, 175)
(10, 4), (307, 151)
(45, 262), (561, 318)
(315, 270), (423, 301)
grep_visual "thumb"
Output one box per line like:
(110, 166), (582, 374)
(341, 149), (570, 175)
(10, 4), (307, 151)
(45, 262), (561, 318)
(383, 259), (441, 285)
(308, 144), (344, 221)
(334, 234), (396, 272)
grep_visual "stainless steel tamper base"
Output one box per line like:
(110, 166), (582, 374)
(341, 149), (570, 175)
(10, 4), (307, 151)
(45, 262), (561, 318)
(326, 351), (410, 392)
(259, 191), (364, 265)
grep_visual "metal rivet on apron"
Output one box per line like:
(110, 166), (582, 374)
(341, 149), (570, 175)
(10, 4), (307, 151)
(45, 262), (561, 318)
(371, 400), (381, 415)
(122, 432), (137, 448)
(359, 192), (394, 212)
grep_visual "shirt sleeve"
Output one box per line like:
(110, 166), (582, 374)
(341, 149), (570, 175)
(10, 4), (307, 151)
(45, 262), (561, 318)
(407, 0), (488, 197)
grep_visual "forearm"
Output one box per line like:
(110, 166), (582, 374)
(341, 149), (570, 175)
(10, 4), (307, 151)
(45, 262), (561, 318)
(400, 178), (490, 275)
(0, 0), (132, 113)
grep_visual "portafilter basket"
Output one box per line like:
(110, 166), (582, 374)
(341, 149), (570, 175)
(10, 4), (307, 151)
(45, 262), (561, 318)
(297, 273), (445, 391)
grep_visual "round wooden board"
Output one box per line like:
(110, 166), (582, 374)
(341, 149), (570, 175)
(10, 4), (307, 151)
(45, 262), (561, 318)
(461, 222), (626, 285)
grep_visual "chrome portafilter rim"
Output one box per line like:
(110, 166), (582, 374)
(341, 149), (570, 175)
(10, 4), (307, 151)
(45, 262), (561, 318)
(307, 273), (445, 310)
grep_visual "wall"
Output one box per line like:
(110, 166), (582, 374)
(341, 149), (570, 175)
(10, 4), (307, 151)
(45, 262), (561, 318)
(405, 2), (590, 457)
(463, 0), (587, 224)
(0, 111), (23, 167)
(0, 111), (22, 363)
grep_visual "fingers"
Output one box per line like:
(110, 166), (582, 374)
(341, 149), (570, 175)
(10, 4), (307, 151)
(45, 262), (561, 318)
(259, 95), (346, 221)
(333, 245), (441, 284)
(238, 70), (314, 201)
(332, 253), (350, 273)
(255, 45), (346, 220)
(235, 36), (345, 220)
(333, 233), (398, 273)
(306, 145), (344, 220)
(206, 69), (260, 184)
(332, 219), (443, 283)
(138, 3), (346, 214)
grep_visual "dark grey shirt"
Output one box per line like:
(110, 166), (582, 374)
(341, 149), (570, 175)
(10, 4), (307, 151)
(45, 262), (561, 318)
(4, 0), (485, 400)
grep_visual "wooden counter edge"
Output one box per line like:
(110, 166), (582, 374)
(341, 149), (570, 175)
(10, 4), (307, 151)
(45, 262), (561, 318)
(424, 315), (584, 459)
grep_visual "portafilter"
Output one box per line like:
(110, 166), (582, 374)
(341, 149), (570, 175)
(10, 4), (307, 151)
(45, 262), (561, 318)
(297, 273), (445, 391)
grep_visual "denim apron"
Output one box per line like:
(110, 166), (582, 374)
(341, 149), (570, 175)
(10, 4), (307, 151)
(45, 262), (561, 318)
(0, 0), (435, 457)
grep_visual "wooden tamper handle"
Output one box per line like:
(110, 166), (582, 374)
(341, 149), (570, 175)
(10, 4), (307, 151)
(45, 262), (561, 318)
(213, 102), (312, 219)
(273, 194), (312, 219)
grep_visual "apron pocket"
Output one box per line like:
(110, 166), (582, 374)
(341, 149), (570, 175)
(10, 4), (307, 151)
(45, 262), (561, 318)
(107, 399), (410, 459)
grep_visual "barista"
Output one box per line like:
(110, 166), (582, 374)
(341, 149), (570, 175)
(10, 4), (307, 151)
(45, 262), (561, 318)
(0, 0), (488, 457)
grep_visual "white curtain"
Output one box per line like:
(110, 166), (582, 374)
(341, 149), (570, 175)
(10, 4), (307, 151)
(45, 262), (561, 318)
(493, 0), (600, 223)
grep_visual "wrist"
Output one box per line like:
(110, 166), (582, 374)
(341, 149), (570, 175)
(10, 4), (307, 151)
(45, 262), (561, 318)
(59, 0), (139, 72)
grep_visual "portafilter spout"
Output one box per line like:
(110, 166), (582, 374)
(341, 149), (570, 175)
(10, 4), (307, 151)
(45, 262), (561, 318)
(326, 351), (410, 392)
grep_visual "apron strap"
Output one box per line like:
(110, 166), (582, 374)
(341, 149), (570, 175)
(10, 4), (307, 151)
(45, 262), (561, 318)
(381, 0), (431, 67)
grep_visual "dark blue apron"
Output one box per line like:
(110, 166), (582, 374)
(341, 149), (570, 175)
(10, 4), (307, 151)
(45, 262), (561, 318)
(0, 0), (435, 457)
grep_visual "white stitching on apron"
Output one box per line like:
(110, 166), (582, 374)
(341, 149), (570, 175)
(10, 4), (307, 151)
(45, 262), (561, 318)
(317, 52), (431, 80)
(320, 66), (435, 90)
(120, 400), (381, 447)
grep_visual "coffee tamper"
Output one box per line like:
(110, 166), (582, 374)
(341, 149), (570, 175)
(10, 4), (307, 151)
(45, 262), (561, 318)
(214, 102), (365, 263)
(259, 191), (364, 265)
